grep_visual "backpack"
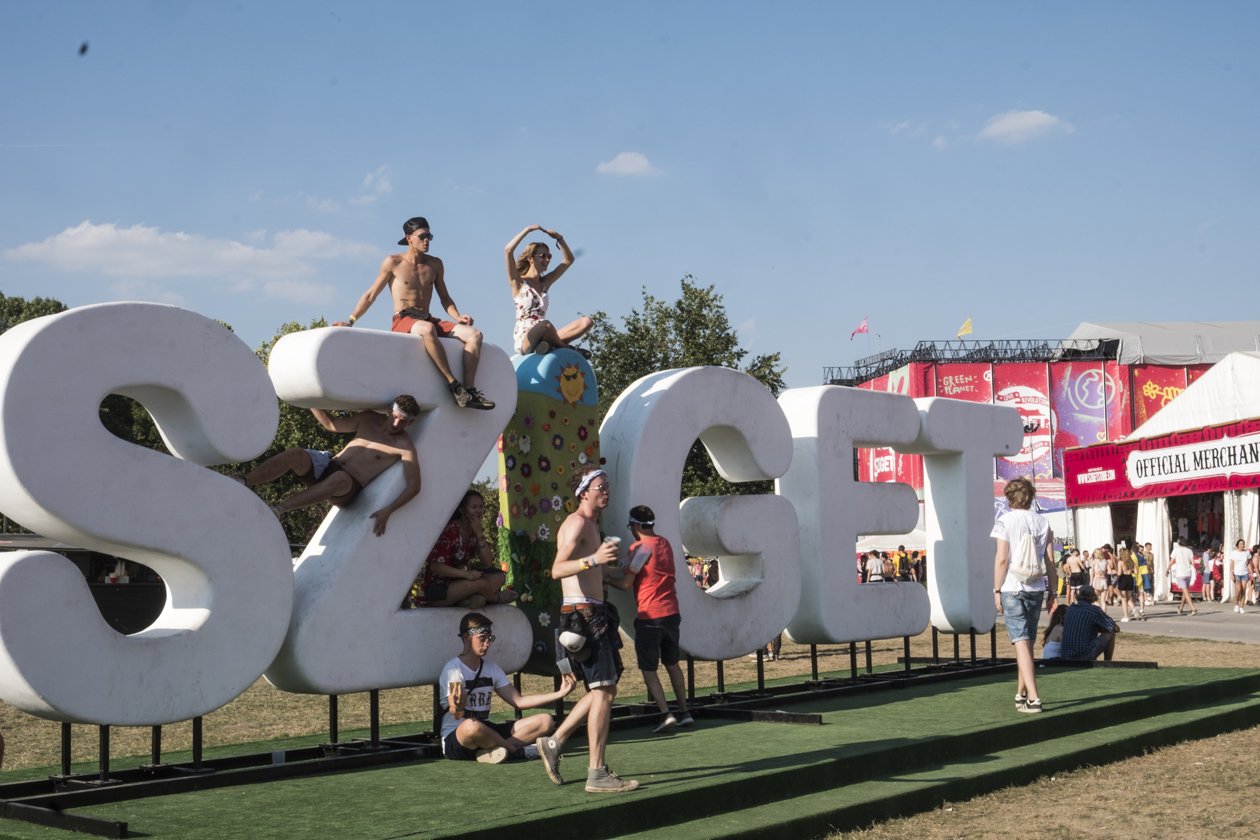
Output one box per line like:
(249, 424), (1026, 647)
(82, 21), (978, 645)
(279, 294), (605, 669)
(1008, 512), (1045, 584)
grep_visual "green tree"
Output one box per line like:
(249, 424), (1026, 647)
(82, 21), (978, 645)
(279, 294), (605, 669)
(586, 275), (787, 499)
(0, 292), (67, 331)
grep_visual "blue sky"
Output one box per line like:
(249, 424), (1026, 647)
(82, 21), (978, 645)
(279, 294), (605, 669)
(3, 2), (1258, 388)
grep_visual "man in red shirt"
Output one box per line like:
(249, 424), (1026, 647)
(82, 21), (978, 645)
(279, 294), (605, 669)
(625, 505), (693, 733)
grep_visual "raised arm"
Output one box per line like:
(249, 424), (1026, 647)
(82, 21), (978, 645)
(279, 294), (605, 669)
(310, 408), (361, 434)
(369, 446), (421, 536)
(539, 228), (575, 289)
(505, 224), (542, 296)
(335, 256), (396, 327)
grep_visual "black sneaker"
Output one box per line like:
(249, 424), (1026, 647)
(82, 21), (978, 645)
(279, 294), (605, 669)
(465, 387), (495, 411)
(448, 379), (472, 408)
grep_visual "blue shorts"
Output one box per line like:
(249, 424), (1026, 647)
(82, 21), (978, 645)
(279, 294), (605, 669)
(634, 614), (681, 671)
(1000, 591), (1044, 645)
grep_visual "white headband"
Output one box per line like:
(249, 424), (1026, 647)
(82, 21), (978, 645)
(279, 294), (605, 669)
(574, 469), (607, 498)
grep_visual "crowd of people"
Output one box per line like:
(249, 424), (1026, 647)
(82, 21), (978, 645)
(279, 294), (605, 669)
(857, 546), (927, 584)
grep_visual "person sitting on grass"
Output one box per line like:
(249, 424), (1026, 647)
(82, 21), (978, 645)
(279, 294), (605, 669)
(1061, 584), (1119, 662)
(441, 612), (576, 764)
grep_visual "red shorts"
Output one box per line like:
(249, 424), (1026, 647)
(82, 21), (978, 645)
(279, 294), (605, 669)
(392, 308), (456, 336)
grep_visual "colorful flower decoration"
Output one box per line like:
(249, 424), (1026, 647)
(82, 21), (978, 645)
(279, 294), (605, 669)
(539, 498), (552, 513)
(552, 434), (564, 450)
(578, 452), (588, 465)
(505, 455), (517, 470)
(522, 415), (535, 429)
(507, 432), (518, 446)
(569, 443), (577, 452)
(551, 495), (563, 511)
(496, 513), (504, 527)
(537, 612), (551, 628)
(538, 456), (551, 472)
(537, 524), (551, 540)
(542, 423), (552, 432)
(510, 503), (521, 517)
(557, 465), (566, 476)
(521, 463), (532, 478)
(577, 425), (588, 441)
(562, 416), (571, 426)
(519, 435), (532, 454)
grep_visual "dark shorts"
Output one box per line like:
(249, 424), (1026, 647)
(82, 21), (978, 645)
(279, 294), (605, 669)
(442, 719), (517, 760)
(562, 603), (623, 690)
(393, 308), (456, 336)
(634, 614), (681, 671)
(421, 583), (449, 604)
(1068, 571), (1088, 587)
(1105, 574), (1117, 586)
(321, 460), (364, 507)
(1116, 574), (1135, 592)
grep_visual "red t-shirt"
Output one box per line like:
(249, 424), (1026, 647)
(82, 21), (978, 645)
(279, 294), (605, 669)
(630, 535), (680, 620)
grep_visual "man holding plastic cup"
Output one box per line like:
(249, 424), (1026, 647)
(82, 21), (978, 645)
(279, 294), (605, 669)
(535, 468), (640, 794)
(439, 612), (575, 764)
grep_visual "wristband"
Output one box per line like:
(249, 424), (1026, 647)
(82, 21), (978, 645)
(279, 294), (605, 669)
(580, 557), (591, 571)
(347, 315), (357, 325)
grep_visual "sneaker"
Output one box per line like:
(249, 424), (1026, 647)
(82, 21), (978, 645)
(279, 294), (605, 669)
(465, 387), (495, 411)
(448, 379), (472, 408)
(475, 747), (509, 764)
(1120, 617), (1130, 622)
(585, 765), (639, 794)
(1018, 698), (1043, 714)
(652, 714), (678, 734)
(676, 712), (694, 727)
(1015, 692), (1028, 712)
(536, 736), (563, 785)
(532, 340), (552, 355)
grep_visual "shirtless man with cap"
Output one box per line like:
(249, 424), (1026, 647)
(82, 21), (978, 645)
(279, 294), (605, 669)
(335, 217), (494, 411)
(243, 395), (422, 536)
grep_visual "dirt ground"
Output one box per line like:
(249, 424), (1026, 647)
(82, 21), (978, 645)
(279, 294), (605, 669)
(3, 630), (1259, 839)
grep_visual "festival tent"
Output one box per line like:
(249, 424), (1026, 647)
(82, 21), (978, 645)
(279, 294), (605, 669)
(1072, 352), (1260, 601)
(1063, 321), (1260, 365)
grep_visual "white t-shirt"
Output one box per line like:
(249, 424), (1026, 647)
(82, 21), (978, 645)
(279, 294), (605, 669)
(439, 655), (510, 747)
(1229, 549), (1251, 577)
(991, 508), (1051, 593)
(1170, 544), (1195, 578)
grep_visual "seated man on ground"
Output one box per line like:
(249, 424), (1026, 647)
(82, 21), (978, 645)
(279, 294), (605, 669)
(1061, 584), (1119, 661)
(441, 612), (576, 764)
(243, 395), (421, 536)
(410, 490), (517, 608)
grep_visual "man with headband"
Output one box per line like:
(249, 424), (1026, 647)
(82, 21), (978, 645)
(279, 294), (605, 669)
(439, 612), (575, 764)
(241, 395), (422, 536)
(624, 504), (693, 733)
(534, 468), (640, 793)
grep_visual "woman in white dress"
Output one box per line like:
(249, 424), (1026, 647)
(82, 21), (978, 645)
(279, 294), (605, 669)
(504, 224), (592, 356)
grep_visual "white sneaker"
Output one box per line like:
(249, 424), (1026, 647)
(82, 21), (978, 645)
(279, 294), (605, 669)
(1120, 617), (1130, 622)
(653, 713), (679, 734)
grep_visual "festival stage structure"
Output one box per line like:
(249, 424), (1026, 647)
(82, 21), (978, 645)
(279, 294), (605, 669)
(825, 321), (1260, 546)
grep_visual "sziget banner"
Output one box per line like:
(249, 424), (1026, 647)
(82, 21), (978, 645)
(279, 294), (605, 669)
(1064, 417), (1260, 506)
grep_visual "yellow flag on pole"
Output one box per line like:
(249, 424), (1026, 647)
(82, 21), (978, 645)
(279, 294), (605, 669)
(956, 317), (973, 339)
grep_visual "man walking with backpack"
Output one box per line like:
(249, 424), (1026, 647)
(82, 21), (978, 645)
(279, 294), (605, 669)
(993, 477), (1057, 713)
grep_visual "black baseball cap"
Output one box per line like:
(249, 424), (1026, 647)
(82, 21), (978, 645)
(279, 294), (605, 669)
(398, 217), (430, 245)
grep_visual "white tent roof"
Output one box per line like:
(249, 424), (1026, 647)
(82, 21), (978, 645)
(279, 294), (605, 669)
(1124, 351), (1260, 440)
(1064, 321), (1260, 365)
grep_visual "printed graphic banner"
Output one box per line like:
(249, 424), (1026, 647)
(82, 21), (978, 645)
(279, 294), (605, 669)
(1132, 365), (1186, 427)
(934, 363), (992, 403)
(1064, 418), (1260, 506)
(994, 363), (1053, 481)
(1050, 362), (1109, 479)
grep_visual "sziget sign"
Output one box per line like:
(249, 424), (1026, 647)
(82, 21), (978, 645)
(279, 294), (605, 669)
(1063, 417), (1260, 507)
(0, 303), (1023, 727)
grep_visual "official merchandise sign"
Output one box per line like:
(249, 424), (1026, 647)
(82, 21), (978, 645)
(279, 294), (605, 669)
(0, 303), (1022, 727)
(1064, 417), (1260, 507)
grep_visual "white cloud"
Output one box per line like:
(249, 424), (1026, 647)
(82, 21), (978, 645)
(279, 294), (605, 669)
(933, 135), (947, 150)
(305, 195), (341, 213)
(4, 220), (372, 304)
(977, 110), (1074, 144)
(595, 151), (662, 177)
(351, 165), (393, 205)
(262, 279), (337, 305)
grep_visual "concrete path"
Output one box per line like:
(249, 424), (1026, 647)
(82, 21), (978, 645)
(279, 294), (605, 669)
(1101, 598), (1260, 645)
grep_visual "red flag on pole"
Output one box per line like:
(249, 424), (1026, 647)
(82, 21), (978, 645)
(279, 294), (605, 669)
(850, 316), (869, 340)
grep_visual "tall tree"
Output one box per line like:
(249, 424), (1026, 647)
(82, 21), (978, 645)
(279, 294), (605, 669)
(586, 275), (786, 499)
